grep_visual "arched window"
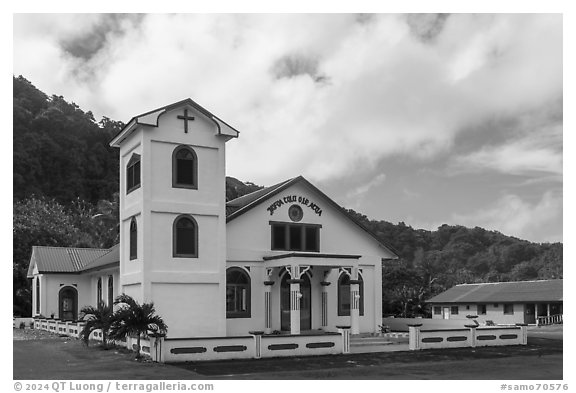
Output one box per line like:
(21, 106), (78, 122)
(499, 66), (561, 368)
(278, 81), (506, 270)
(173, 215), (198, 257)
(337, 273), (364, 316)
(35, 277), (40, 315)
(97, 277), (103, 308)
(226, 268), (251, 318)
(108, 275), (114, 307)
(126, 153), (141, 193)
(172, 145), (198, 189)
(129, 217), (137, 260)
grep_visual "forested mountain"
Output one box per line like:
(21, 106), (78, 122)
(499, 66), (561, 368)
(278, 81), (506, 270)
(12, 76), (562, 317)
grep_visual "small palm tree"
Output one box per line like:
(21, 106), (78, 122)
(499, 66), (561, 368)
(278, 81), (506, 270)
(79, 302), (114, 348)
(109, 294), (168, 360)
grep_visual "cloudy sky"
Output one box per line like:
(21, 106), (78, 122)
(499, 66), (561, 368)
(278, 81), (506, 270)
(12, 13), (563, 243)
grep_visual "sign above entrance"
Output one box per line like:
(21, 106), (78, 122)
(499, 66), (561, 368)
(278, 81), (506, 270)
(266, 195), (323, 217)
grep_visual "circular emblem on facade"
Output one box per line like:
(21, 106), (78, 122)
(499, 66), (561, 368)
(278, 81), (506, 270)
(288, 205), (304, 222)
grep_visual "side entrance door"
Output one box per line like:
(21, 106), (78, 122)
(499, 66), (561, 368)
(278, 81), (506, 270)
(442, 307), (450, 320)
(58, 286), (78, 321)
(280, 273), (312, 331)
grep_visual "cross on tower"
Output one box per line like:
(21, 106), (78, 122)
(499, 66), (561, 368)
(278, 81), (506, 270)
(177, 109), (195, 133)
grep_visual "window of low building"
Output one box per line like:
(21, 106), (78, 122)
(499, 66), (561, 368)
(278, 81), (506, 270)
(504, 304), (514, 314)
(477, 304), (487, 315)
(450, 306), (459, 315)
(433, 306), (441, 315)
(226, 268), (251, 318)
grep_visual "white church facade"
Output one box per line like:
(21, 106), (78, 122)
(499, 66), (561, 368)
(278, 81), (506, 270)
(27, 99), (398, 344)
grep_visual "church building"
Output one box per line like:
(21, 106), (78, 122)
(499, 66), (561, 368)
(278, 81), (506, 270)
(27, 99), (398, 340)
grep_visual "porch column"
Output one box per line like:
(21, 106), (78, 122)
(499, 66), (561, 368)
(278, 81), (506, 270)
(288, 279), (302, 335)
(263, 280), (274, 334)
(350, 267), (360, 335)
(320, 280), (331, 329)
(547, 303), (551, 317)
(535, 304), (539, 326)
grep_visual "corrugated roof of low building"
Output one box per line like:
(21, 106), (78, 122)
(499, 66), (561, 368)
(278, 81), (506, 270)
(426, 279), (563, 304)
(28, 246), (110, 277)
(82, 244), (120, 272)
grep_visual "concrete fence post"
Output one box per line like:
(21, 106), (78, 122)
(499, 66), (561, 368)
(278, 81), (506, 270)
(337, 326), (351, 354)
(250, 331), (264, 359)
(464, 319), (478, 348)
(408, 324), (422, 351)
(516, 323), (528, 345)
(149, 333), (165, 363)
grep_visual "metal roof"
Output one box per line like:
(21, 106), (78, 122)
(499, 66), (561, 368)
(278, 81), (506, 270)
(426, 279), (563, 304)
(27, 246), (112, 277)
(226, 178), (294, 217)
(82, 244), (120, 272)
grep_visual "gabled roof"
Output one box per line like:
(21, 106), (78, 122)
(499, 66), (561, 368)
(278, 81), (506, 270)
(27, 246), (111, 278)
(226, 176), (398, 257)
(226, 178), (293, 217)
(82, 244), (120, 273)
(426, 279), (563, 304)
(110, 98), (240, 148)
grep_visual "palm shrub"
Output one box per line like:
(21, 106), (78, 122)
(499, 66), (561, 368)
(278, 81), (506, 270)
(79, 301), (114, 348)
(109, 294), (168, 360)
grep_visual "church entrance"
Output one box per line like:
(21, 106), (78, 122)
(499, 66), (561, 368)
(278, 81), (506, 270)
(280, 273), (311, 331)
(58, 287), (78, 321)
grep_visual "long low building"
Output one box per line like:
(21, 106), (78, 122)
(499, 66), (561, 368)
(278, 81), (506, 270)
(426, 279), (563, 325)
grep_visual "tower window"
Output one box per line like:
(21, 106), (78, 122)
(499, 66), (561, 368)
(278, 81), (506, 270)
(173, 215), (198, 258)
(129, 217), (137, 260)
(126, 154), (141, 193)
(172, 146), (198, 189)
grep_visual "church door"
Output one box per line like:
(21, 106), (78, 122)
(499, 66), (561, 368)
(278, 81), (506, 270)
(59, 287), (78, 321)
(280, 273), (312, 331)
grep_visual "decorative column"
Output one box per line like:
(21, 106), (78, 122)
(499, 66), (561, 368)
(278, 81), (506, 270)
(349, 267), (360, 335)
(263, 278), (275, 335)
(320, 279), (331, 329)
(288, 278), (302, 335)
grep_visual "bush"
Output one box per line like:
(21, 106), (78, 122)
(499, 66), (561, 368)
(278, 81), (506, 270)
(19, 322), (26, 329)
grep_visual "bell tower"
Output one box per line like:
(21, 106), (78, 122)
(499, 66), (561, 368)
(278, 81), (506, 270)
(110, 99), (239, 338)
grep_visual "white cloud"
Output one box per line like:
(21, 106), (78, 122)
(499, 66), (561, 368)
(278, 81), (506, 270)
(13, 14), (563, 186)
(451, 126), (562, 177)
(452, 191), (563, 243)
(346, 173), (387, 200)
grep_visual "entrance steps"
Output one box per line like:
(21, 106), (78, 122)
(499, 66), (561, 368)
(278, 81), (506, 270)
(350, 334), (407, 347)
(349, 334), (409, 353)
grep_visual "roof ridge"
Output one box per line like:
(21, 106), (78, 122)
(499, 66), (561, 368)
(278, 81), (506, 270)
(456, 279), (562, 287)
(227, 177), (295, 205)
(33, 245), (109, 251)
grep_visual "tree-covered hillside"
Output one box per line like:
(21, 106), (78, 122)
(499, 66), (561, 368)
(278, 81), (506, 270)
(12, 76), (562, 318)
